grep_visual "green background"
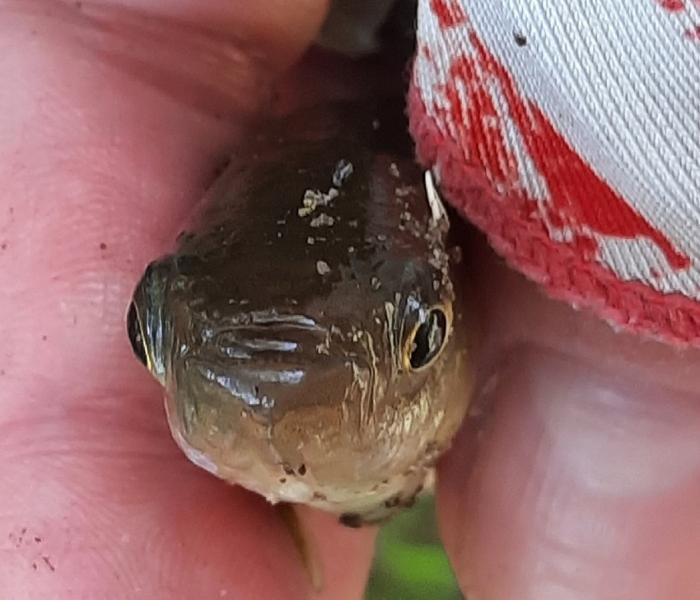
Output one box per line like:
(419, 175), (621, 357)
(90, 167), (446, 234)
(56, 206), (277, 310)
(365, 495), (463, 599)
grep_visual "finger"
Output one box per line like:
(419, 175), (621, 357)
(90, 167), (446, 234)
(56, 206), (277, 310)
(0, 2), (375, 598)
(438, 234), (700, 600)
(87, 0), (330, 70)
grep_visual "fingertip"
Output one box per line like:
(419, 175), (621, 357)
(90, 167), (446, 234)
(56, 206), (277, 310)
(436, 239), (700, 599)
(437, 348), (700, 600)
(90, 0), (331, 70)
(293, 505), (377, 599)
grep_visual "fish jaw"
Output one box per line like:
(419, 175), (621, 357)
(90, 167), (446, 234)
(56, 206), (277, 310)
(164, 389), (441, 525)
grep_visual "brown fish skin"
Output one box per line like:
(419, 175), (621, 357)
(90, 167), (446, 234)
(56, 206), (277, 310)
(128, 101), (473, 524)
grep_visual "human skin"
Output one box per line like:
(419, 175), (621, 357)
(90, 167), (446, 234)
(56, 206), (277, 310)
(1, 1), (699, 599)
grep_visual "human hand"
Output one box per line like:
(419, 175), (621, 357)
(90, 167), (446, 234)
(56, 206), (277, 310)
(1, 2), (698, 599)
(0, 2), (373, 598)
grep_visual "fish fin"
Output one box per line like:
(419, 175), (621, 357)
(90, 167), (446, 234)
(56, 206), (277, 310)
(276, 503), (324, 593)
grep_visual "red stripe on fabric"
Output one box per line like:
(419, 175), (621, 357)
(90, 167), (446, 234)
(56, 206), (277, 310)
(408, 86), (700, 345)
(685, 24), (700, 39)
(430, 17), (690, 270)
(429, 0), (466, 28)
(658, 0), (686, 12)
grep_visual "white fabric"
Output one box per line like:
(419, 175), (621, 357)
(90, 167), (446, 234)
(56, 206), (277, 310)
(414, 0), (700, 299)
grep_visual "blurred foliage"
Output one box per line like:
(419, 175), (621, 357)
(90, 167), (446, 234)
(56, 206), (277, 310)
(366, 495), (463, 600)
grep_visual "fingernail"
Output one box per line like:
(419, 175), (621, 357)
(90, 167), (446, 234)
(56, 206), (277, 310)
(439, 346), (700, 600)
(524, 349), (700, 497)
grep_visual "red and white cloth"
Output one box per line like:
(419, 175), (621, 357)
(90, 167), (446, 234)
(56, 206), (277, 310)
(409, 0), (700, 344)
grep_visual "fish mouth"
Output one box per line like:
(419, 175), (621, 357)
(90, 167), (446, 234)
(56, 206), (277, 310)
(187, 360), (308, 412)
(165, 310), (452, 526)
(180, 311), (355, 415)
(167, 375), (435, 527)
(206, 312), (327, 361)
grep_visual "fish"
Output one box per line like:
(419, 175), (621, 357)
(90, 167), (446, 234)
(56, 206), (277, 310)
(127, 101), (473, 526)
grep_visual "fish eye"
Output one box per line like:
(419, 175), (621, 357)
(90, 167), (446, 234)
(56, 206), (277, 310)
(404, 307), (449, 371)
(127, 302), (148, 368)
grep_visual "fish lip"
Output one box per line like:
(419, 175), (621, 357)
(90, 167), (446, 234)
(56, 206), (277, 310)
(186, 359), (280, 411)
(179, 314), (331, 412)
(190, 359), (306, 387)
(197, 311), (330, 360)
(245, 312), (322, 330)
(180, 312), (366, 420)
(179, 310), (384, 419)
